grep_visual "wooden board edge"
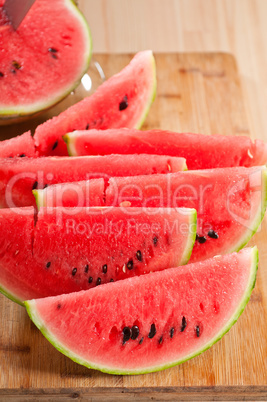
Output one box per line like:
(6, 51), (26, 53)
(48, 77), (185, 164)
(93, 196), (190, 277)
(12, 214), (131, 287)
(1, 386), (267, 401)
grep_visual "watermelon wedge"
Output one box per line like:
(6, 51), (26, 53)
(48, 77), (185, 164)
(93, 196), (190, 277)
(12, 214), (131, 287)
(25, 247), (258, 375)
(0, 131), (35, 157)
(34, 51), (156, 156)
(35, 166), (267, 262)
(0, 154), (186, 208)
(0, 206), (196, 305)
(64, 129), (267, 169)
(0, 0), (92, 122)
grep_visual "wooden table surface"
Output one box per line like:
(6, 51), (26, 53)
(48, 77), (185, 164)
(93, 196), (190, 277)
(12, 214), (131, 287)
(1, 1), (267, 400)
(82, 0), (267, 144)
(1, 52), (267, 401)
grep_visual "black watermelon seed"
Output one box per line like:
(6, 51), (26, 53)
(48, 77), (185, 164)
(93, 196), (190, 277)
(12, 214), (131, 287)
(122, 326), (132, 344)
(85, 123), (90, 130)
(170, 327), (174, 338)
(72, 268), (77, 276)
(181, 316), (187, 332)
(139, 337), (144, 345)
(119, 95), (128, 111)
(196, 234), (207, 244)
(51, 53), (58, 60)
(195, 326), (200, 337)
(46, 262), (51, 269)
(102, 264), (107, 274)
(148, 323), (156, 339)
(48, 47), (58, 53)
(96, 277), (101, 286)
(52, 140), (58, 150)
(32, 181), (38, 190)
(127, 259), (134, 270)
(88, 276), (93, 284)
(136, 250), (142, 262)
(43, 184), (48, 189)
(131, 325), (140, 340)
(12, 60), (21, 70)
(0, 72), (4, 77)
(110, 278), (114, 282)
(11, 69), (16, 74)
(158, 336), (163, 345)
(57, 303), (61, 309)
(19, 154), (26, 157)
(84, 264), (89, 273)
(153, 236), (158, 246)
(208, 229), (219, 239)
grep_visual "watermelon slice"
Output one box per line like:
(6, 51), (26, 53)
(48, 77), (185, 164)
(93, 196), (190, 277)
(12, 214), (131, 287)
(34, 51), (156, 156)
(35, 166), (267, 262)
(0, 0), (92, 122)
(0, 206), (196, 305)
(0, 131), (35, 157)
(64, 129), (267, 169)
(0, 154), (186, 208)
(25, 247), (258, 375)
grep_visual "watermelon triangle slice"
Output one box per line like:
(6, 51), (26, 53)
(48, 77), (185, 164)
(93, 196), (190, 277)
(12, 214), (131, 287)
(34, 51), (157, 156)
(35, 166), (267, 263)
(0, 0), (92, 122)
(0, 154), (186, 208)
(25, 247), (258, 375)
(0, 206), (196, 305)
(0, 131), (35, 157)
(64, 128), (267, 169)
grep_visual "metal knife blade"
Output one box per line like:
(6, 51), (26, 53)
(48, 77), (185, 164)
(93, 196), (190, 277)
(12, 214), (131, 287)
(4, 0), (36, 30)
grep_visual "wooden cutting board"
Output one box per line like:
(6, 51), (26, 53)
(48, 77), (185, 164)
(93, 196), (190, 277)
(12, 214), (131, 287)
(0, 53), (267, 401)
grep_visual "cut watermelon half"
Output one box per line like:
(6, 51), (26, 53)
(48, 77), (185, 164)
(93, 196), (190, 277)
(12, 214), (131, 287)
(0, 154), (186, 208)
(35, 166), (267, 262)
(34, 51), (157, 156)
(0, 131), (35, 157)
(0, 206), (196, 305)
(25, 247), (258, 375)
(64, 128), (267, 169)
(0, 0), (92, 122)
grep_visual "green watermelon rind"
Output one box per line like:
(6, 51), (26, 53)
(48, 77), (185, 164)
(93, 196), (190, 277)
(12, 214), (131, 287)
(25, 246), (258, 375)
(228, 166), (267, 253)
(0, 0), (92, 119)
(0, 283), (24, 306)
(135, 51), (157, 129)
(179, 208), (197, 265)
(33, 189), (45, 209)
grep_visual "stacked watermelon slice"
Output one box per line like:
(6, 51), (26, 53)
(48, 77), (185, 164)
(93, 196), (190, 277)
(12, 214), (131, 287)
(0, 51), (266, 375)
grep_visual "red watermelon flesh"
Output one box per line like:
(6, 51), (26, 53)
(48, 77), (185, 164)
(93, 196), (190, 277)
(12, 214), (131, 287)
(35, 166), (267, 263)
(25, 247), (258, 375)
(0, 131), (35, 157)
(0, 0), (92, 121)
(0, 206), (196, 305)
(105, 167), (267, 263)
(0, 154), (186, 208)
(64, 128), (267, 169)
(34, 51), (156, 156)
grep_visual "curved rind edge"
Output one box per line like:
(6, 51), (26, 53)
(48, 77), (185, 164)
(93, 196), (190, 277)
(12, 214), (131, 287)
(0, 0), (92, 118)
(180, 209), (197, 265)
(229, 166), (267, 253)
(135, 51), (157, 129)
(24, 246), (258, 375)
(32, 189), (45, 210)
(0, 283), (24, 306)
(63, 133), (78, 156)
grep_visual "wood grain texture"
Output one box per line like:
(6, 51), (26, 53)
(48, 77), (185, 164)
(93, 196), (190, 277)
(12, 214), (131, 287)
(81, 0), (267, 146)
(0, 53), (266, 400)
